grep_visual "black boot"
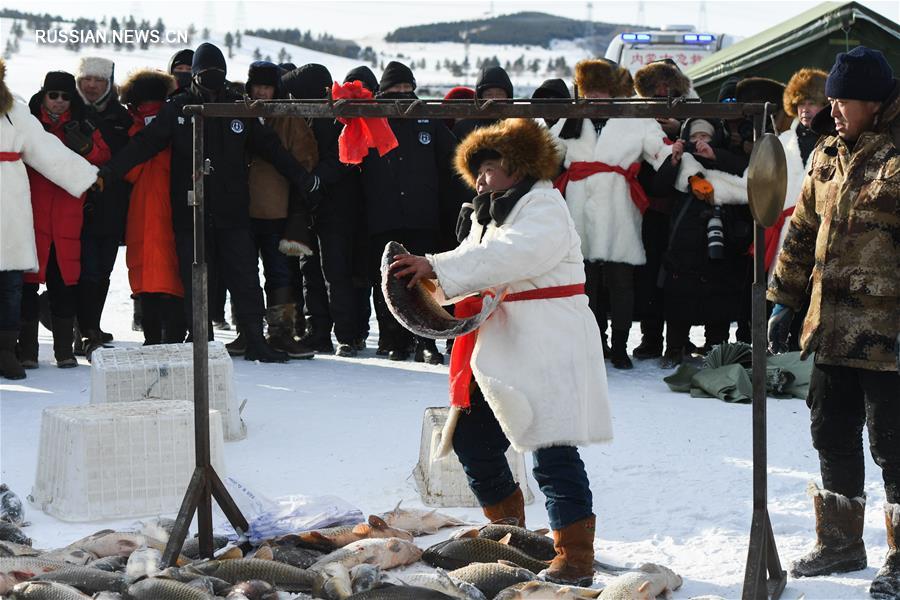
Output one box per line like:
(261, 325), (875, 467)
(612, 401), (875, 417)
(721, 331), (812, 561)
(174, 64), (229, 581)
(51, 316), (77, 368)
(609, 330), (633, 370)
(17, 319), (39, 369)
(241, 318), (288, 363)
(791, 483), (867, 578)
(0, 331), (26, 380)
(226, 332), (246, 356)
(659, 347), (684, 369)
(266, 303), (314, 359)
(870, 503), (900, 599)
(632, 321), (663, 360)
(132, 296), (143, 332)
(600, 331), (612, 359)
(73, 320), (85, 356)
(414, 338), (444, 365)
(98, 279), (113, 342)
(140, 294), (163, 346)
(81, 329), (108, 361)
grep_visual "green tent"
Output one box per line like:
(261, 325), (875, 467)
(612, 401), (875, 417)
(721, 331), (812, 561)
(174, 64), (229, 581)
(687, 2), (900, 101)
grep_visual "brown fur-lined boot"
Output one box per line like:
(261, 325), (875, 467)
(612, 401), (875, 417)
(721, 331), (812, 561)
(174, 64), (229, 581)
(870, 503), (900, 599)
(791, 483), (867, 578)
(540, 515), (595, 586)
(482, 487), (526, 529)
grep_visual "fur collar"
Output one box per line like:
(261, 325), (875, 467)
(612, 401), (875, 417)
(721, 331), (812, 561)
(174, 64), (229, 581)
(0, 59), (12, 115)
(456, 177), (538, 241)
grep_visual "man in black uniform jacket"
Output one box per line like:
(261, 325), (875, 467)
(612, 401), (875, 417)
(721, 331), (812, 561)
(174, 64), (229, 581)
(98, 43), (320, 362)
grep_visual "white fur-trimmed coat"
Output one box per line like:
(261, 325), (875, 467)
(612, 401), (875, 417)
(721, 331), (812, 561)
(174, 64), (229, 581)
(551, 118), (702, 265)
(0, 96), (98, 272)
(772, 119), (814, 269)
(427, 181), (612, 452)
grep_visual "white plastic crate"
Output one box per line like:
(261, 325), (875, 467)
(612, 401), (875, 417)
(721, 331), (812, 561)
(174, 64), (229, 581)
(30, 401), (225, 522)
(90, 342), (245, 440)
(413, 406), (534, 508)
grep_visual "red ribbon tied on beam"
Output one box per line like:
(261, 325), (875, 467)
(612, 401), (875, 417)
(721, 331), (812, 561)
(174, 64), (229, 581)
(331, 80), (399, 165)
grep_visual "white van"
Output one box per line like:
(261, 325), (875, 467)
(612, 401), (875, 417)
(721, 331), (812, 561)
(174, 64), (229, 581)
(605, 25), (734, 73)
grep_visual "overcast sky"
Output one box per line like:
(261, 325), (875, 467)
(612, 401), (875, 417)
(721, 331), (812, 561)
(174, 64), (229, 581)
(5, 0), (898, 40)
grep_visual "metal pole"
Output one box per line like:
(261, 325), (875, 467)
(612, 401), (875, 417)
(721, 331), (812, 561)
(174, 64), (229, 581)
(162, 110), (248, 566)
(742, 110), (786, 600)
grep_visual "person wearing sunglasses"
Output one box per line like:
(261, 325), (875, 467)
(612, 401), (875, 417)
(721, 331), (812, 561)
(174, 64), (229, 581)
(18, 71), (110, 369)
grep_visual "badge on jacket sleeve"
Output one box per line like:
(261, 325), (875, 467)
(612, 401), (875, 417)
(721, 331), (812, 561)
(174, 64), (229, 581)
(230, 119), (244, 134)
(418, 131), (431, 145)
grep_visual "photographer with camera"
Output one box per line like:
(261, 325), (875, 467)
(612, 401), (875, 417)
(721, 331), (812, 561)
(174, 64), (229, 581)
(19, 71), (110, 369)
(656, 118), (754, 367)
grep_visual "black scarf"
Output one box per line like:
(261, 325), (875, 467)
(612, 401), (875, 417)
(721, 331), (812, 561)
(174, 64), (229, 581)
(456, 177), (536, 242)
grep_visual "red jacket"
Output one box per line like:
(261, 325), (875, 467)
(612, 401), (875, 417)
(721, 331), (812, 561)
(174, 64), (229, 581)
(124, 102), (183, 297)
(25, 107), (109, 285)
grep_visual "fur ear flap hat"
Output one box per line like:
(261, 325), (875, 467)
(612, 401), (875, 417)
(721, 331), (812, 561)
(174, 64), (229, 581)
(119, 69), (176, 107)
(782, 68), (828, 117)
(77, 56), (115, 81)
(634, 60), (693, 98)
(574, 58), (633, 97)
(454, 118), (562, 189)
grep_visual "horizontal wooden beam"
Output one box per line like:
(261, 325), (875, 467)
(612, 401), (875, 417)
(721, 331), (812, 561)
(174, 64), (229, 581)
(184, 98), (772, 120)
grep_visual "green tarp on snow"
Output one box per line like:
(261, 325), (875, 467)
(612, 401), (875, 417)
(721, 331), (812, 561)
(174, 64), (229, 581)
(663, 351), (814, 402)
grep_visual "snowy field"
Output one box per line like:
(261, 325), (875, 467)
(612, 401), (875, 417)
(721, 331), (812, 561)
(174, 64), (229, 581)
(0, 251), (891, 600)
(1, 18), (588, 99)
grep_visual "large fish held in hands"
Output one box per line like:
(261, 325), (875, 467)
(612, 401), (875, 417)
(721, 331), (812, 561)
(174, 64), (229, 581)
(380, 241), (502, 340)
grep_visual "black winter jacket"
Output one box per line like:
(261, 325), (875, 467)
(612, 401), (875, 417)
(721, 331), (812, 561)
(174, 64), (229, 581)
(83, 98), (132, 239)
(104, 88), (315, 232)
(360, 117), (459, 239)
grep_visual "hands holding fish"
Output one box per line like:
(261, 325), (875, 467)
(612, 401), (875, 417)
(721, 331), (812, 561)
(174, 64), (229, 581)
(390, 253), (436, 290)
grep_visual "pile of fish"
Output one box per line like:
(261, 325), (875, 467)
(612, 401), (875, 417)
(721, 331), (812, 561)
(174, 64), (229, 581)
(0, 496), (686, 600)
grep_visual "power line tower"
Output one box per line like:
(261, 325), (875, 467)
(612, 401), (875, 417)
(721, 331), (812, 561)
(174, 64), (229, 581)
(698, 0), (708, 31)
(637, 1), (646, 27)
(586, 2), (595, 39)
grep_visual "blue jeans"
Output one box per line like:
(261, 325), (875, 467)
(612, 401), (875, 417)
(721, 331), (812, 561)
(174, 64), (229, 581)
(452, 386), (594, 530)
(0, 271), (23, 330)
(251, 219), (294, 298)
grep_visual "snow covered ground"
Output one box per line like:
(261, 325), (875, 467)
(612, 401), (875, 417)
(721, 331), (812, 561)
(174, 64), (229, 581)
(1, 15), (893, 599)
(0, 251), (890, 599)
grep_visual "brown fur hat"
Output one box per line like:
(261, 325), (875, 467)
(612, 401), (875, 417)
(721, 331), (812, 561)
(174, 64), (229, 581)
(454, 118), (562, 190)
(782, 68), (828, 117)
(574, 59), (634, 98)
(0, 58), (13, 115)
(119, 68), (176, 107)
(634, 61), (693, 98)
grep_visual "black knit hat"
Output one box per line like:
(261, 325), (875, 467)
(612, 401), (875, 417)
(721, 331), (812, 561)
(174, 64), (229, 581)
(282, 63), (332, 99)
(532, 78), (571, 99)
(192, 43), (226, 76)
(344, 65), (379, 94)
(168, 49), (194, 74)
(247, 61), (282, 91)
(717, 76), (740, 103)
(476, 66), (513, 98)
(826, 46), (894, 102)
(379, 61), (415, 92)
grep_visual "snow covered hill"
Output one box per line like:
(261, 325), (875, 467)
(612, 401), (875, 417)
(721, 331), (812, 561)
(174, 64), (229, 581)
(1, 17), (589, 99)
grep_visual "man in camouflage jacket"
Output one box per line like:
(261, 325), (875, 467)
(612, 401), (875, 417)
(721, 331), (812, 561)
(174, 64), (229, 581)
(767, 46), (899, 597)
